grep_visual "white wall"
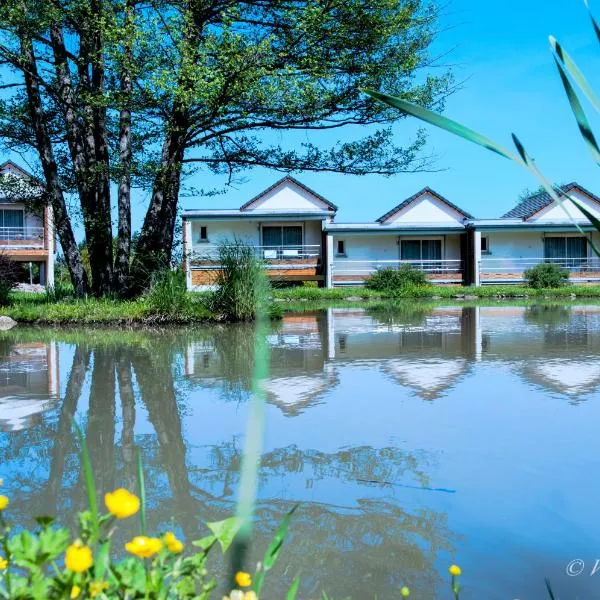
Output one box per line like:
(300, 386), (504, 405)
(485, 231), (543, 259)
(190, 219), (323, 253)
(532, 190), (600, 222)
(244, 181), (331, 213)
(331, 233), (462, 262)
(384, 193), (465, 224)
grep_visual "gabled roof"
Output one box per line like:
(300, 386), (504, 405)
(0, 160), (40, 183)
(376, 187), (473, 223)
(502, 182), (600, 220)
(239, 176), (337, 212)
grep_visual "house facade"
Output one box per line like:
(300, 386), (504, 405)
(182, 177), (600, 289)
(0, 161), (55, 287)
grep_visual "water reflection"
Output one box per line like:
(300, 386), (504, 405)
(1, 304), (600, 598)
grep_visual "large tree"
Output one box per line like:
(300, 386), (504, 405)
(0, 0), (452, 296)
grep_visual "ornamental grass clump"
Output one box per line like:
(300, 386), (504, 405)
(208, 240), (270, 322)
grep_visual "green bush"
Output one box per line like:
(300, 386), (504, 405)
(523, 262), (569, 289)
(365, 264), (428, 291)
(208, 241), (270, 322)
(145, 268), (189, 313)
(0, 253), (19, 306)
(45, 283), (74, 303)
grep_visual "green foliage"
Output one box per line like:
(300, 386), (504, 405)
(45, 283), (73, 303)
(145, 269), (190, 314)
(0, 253), (19, 307)
(524, 262), (569, 289)
(208, 241), (271, 322)
(366, 265), (429, 291)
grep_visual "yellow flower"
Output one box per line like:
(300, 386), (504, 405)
(235, 571), (252, 588)
(400, 587), (411, 597)
(0, 496), (8, 511)
(70, 585), (81, 599)
(0, 557), (7, 570)
(89, 581), (108, 597)
(243, 592), (257, 600)
(125, 536), (163, 559)
(164, 531), (184, 554)
(449, 564), (462, 577)
(104, 488), (140, 519)
(65, 542), (93, 573)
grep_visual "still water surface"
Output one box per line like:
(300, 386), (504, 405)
(1, 304), (600, 599)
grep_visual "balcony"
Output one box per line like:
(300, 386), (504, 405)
(480, 257), (600, 283)
(191, 244), (321, 268)
(189, 244), (323, 286)
(331, 259), (464, 285)
(0, 227), (45, 248)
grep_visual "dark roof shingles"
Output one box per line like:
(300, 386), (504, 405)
(501, 182), (600, 219)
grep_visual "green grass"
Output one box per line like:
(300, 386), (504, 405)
(4, 283), (600, 326)
(3, 294), (213, 325)
(271, 284), (600, 301)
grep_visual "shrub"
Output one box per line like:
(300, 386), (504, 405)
(365, 264), (428, 291)
(0, 253), (19, 306)
(145, 268), (189, 313)
(208, 240), (270, 321)
(524, 262), (569, 288)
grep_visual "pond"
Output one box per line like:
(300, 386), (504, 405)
(1, 303), (600, 599)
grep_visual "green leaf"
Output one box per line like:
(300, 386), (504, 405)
(73, 422), (98, 540)
(253, 505), (298, 596)
(136, 448), (146, 536)
(551, 54), (600, 165)
(544, 577), (557, 600)
(286, 577), (301, 600)
(511, 133), (600, 257)
(550, 36), (600, 112)
(206, 517), (243, 553)
(34, 516), (55, 528)
(191, 535), (217, 551)
(363, 89), (523, 163)
(584, 0), (600, 45)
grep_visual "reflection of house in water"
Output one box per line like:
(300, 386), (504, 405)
(479, 305), (600, 399)
(326, 307), (475, 400)
(185, 314), (338, 415)
(185, 304), (600, 408)
(0, 341), (60, 431)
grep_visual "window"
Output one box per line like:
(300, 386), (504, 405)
(336, 240), (346, 256)
(544, 236), (587, 267)
(481, 236), (489, 253)
(262, 225), (302, 247)
(0, 209), (24, 229)
(199, 226), (208, 242)
(400, 239), (442, 261)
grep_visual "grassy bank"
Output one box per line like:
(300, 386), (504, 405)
(2, 293), (214, 325)
(272, 284), (600, 301)
(3, 284), (600, 325)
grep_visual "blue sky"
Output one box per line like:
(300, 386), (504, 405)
(171, 0), (600, 224)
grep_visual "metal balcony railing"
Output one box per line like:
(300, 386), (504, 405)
(480, 257), (600, 273)
(332, 259), (463, 276)
(192, 244), (322, 262)
(0, 226), (45, 247)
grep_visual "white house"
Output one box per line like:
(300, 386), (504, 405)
(0, 161), (55, 287)
(182, 178), (600, 289)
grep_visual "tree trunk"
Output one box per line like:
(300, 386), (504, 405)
(20, 34), (89, 296)
(114, 0), (134, 292)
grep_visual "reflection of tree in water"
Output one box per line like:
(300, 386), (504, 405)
(524, 304), (572, 327)
(366, 302), (433, 327)
(0, 329), (454, 598)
